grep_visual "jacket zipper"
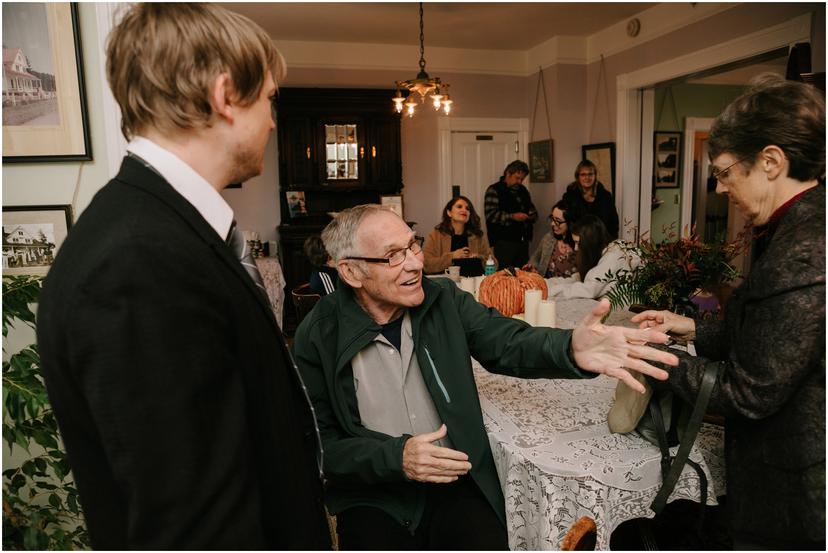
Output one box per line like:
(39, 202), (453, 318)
(423, 345), (451, 403)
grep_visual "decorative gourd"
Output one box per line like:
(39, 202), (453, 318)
(478, 268), (548, 317)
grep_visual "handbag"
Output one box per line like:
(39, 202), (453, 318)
(608, 361), (720, 530)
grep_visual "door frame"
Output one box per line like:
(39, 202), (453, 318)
(615, 13), (811, 241)
(681, 117), (716, 231)
(437, 117), (530, 208)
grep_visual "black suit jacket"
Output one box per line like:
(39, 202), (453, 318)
(37, 157), (331, 549)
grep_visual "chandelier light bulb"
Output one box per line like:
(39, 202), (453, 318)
(407, 104), (416, 117)
(442, 93), (453, 115)
(431, 93), (443, 110)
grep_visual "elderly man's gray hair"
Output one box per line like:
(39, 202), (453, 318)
(321, 204), (399, 261)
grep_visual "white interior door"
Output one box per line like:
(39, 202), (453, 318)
(450, 131), (518, 217)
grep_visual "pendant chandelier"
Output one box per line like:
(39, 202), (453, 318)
(392, 2), (453, 118)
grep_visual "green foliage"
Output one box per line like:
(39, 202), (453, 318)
(3, 275), (89, 550)
(602, 224), (751, 314)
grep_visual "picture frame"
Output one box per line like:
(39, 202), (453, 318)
(653, 131), (681, 188)
(2, 3), (92, 162)
(285, 190), (308, 218)
(528, 139), (554, 183)
(3, 205), (73, 276)
(581, 142), (616, 197)
(381, 194), (404, 219)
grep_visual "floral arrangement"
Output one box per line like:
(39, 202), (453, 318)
(602, 222), (752, 314)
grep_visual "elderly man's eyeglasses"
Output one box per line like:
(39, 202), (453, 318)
(345, 237), (424, 267)
(711, 154), (752, 182)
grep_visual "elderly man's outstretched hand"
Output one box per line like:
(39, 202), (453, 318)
(571, 299), (678, 393)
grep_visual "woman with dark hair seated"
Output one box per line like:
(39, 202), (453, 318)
(544, 215), (637, 300)
(423, 195), (495, 276)
(633, 75), (825, 550)
(523, 199), (576, 278)
(304, 235), (337, 295)
(562, 160), (620, 238)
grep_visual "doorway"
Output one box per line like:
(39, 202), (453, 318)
(615, 14), (811, 242)
(449, 131), (519, 216)
(437, 117), (530, 219)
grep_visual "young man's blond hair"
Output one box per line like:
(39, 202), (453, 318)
(106, 3), (286, 139)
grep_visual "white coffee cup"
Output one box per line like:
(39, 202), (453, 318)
(444, 266), (461, 281)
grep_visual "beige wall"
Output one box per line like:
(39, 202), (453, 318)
(3, 3), (824, 252)
(585, 2), (823, 143)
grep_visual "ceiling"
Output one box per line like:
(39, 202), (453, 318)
(220, 2), (657, 51)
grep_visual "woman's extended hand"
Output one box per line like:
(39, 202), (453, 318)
(451, 247), (471, 259)
(631, 309), (696, 341)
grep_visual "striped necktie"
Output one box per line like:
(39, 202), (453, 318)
(226, 221), (268, 300)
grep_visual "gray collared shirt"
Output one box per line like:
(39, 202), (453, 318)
(351, 312), (451, 448)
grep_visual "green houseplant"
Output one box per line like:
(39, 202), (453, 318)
(603, 224), (752, 315)
(2, 275), (89, 550)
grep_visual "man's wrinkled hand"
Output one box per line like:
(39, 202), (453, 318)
(402, 424), (471, 483)
(571, 299), (679, 393)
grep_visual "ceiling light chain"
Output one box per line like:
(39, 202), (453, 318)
(392, 2), (453, 118)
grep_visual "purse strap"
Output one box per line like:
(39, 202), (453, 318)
(650, 362), (720, 514)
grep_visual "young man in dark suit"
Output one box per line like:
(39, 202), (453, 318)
(36, 4), (330, 549)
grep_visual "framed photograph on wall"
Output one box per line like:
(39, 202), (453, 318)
(654, 131), (681, 188)
(528, 139), (554, 183)
(381, 194), (404, 219)
(2, 205), (73, 276)
(285, 190), (308, 218)
(2, 3), (92, 162)
(581, 142), (616, 197)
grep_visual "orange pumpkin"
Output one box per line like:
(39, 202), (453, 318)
(478, 268), (548, 317)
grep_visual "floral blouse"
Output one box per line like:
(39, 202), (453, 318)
(545, 240), (576, 278)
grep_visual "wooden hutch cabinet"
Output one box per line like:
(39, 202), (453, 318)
(277, 88), (402, 331)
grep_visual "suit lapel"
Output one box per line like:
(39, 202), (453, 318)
(113, 157), (279, 328)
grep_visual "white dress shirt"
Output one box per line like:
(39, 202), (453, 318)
(126, 136), (234, 241)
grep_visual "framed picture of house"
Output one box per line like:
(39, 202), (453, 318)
(528, 139), (554, 183)
(581, 142), (616, 197)
(2, 205), (73, 276)
(2, 3), (91, 162)
(654, 131), (681, 188)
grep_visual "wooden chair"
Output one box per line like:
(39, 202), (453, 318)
(291, 283), (321, 325)
(560, 516), (597, 550)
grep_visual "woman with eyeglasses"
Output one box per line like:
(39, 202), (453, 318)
(523, 200), (576, 278)
(562, 160), (620, 238)
(632, 75), (825, 550)
(544, 215), (637, 300)
(423, 195), (495, 277)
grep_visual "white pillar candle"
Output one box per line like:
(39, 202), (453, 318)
(524, 289), (542, 326)
(473, 275), (486, 299)
(537, 299), (557, 328)
(460, 276), (476, 295)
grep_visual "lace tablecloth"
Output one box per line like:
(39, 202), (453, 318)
(254, 257), (286, 328)
(474, 298), (725, 550)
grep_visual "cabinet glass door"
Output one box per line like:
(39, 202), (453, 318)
(325, 124), (359, 180)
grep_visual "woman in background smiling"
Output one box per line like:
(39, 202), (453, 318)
(423, 195), (495, 277)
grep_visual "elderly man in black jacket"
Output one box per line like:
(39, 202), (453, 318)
(633, 75), (825, 550)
